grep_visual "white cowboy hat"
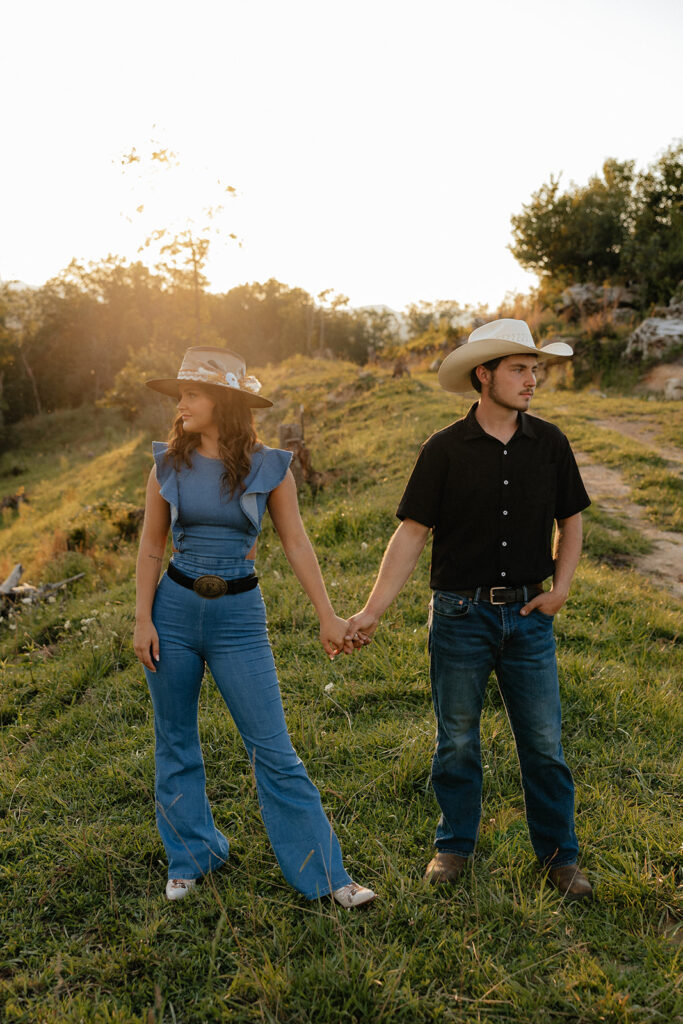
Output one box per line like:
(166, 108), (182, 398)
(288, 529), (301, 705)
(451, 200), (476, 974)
(145, 346), (273, 408)
(438, 319), (574, 394)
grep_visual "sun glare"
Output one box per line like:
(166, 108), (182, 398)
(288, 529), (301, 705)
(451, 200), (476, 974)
(2, 1), (682, 309)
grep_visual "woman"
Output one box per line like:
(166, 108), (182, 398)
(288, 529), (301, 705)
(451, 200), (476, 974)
(134, 346), (374, 907)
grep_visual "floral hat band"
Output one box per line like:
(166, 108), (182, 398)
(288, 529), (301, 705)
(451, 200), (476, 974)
(145, 346), (273, 408)
(177, 365), (264, 396)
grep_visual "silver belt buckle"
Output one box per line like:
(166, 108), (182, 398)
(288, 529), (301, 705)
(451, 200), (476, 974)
(193, 574), (229, 599)
(489, 587), (507, 605)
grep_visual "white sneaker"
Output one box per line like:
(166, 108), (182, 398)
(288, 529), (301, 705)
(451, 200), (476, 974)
(165, 877), (197, 901)
(332, 880), (376, 908)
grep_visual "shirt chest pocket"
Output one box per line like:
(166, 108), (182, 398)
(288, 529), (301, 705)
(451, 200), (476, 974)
(447, 460), (498, 509)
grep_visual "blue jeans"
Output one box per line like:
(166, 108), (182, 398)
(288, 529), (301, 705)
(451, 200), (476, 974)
(428, 590), (579, 867)
(144, 572), (352, 898)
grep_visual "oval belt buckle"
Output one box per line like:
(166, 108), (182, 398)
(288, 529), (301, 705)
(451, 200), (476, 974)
(193, 574), (229, 599)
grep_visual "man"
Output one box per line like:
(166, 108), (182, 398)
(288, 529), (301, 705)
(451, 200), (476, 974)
(346, 319), (592, 898)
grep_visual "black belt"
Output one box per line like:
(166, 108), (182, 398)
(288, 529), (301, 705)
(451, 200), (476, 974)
(167, 563), (259, 599)
(453, 584), (544, 605)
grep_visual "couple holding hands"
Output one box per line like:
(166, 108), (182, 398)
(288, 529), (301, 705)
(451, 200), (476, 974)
(134, 322), (592, 907)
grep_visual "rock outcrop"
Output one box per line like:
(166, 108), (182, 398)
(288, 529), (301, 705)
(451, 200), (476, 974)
(557, 283), (639, 319)
(663, 377), (683, 400)
(625, 301), (683, 361)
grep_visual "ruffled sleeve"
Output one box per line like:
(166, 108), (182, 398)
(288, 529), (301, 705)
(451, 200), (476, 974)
(152, 442), (180, 529)
(239, 446), (293, 532)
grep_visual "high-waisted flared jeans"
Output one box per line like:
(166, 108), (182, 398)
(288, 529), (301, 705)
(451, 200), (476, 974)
(144, 572), (352, 898)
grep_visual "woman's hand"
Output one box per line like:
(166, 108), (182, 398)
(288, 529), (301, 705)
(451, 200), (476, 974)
(319, 613), (354, 660)
(134, 619), (160, 672)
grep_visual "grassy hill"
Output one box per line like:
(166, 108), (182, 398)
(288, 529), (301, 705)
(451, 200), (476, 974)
(1, 358), (681, 1023)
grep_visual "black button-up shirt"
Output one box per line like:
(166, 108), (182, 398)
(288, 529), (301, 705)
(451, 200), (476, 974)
(396, 403), (590, 591)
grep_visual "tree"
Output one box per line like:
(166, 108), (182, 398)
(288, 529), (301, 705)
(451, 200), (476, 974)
(119, 139), (238, 344)
(316, 289), (349, 354)
(509, 142), (683, 305)
(625, 141), (683, 305)
(403, 299), (466, 338)
(0, 258), (210, 424)
(37, 258), (178, 411)
(2, 284), (44, 416)
(0, 284), (16, 426)
(209, 279), (315, 364)
(510, 160), (635, 285)
(354, 306), (401, 354)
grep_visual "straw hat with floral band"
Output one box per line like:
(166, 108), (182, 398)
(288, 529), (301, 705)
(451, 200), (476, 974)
(145, 346), (273, 408)
(437, 318), (574, 395)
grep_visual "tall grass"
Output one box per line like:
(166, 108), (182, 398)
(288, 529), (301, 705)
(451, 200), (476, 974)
(1, 360), (681, 1023)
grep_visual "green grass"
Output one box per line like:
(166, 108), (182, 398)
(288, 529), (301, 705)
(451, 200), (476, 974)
(581, 505), (654, 566)
(531, 390), (683, 533)
(1, 360), (681, 1023)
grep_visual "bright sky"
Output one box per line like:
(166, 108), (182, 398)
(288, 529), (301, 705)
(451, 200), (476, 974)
(2, 0), (682, 311)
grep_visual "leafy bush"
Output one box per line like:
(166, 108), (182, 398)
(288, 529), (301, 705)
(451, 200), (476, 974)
(510, 140), (683, 307)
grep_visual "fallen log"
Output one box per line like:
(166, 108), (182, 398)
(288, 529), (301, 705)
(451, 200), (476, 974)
(0, 564), (23, 594)
(0, 564), (86, 608)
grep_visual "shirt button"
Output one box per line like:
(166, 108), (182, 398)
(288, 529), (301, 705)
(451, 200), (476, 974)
(501, 571), (506, 577)
(503, 510), (508, 516)
(503, 479), (509, 485)
(502, 541), (507, 547)
(503, 450), (508, 455)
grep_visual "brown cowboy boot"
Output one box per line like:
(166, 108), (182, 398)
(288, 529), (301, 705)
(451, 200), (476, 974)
(424, 851), (468, 884)
(547, 863), (593, 899)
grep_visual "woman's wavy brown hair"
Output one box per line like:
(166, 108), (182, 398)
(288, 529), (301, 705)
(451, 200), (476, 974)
(165, 384), (260, 495)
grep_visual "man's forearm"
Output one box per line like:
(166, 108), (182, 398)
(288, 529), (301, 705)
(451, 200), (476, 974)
(364, 519), (430, 619)
(551, 513), (583, 598)
(521, 512), (583, 617)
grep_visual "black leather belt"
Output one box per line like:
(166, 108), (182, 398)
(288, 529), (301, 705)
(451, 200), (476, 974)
(453, 584), (544, 605)
(167, 563), (258, 599)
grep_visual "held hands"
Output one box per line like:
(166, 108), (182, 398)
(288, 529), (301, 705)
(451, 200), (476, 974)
(320, 609), (377, 660)
(319, 613), (356, 660)
(344, 609), (378, 649)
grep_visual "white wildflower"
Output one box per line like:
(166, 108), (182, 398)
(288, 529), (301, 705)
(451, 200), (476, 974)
(324, 682), (335, 693)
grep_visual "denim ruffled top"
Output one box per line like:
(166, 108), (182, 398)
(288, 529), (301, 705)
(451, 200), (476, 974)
(153, 442), (292, 579)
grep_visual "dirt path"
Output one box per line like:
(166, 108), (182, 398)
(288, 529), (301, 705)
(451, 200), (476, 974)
(576, 419), (683, 600)
(593, 418), (683, 471)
